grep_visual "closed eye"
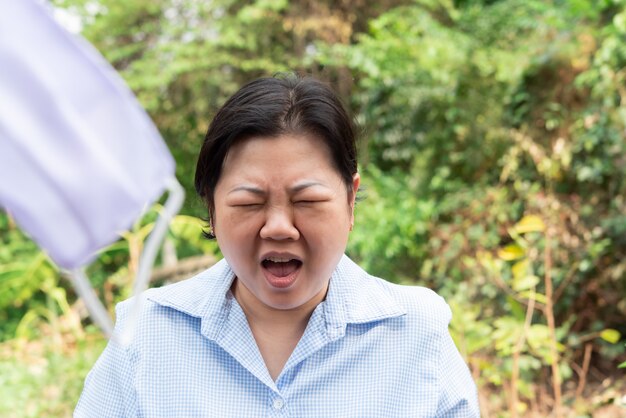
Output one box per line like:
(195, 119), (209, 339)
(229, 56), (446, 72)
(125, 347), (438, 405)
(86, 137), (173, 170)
(231, 203), (263, 208)
(294, 199), (328, 205)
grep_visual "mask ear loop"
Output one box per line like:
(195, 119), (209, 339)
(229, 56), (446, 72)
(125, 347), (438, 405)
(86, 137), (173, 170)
(66, 267), (115, 338)
(65, 176), (185, 345)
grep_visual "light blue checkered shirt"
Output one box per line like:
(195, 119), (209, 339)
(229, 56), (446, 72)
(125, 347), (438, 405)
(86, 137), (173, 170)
(76, 255), (479, 417)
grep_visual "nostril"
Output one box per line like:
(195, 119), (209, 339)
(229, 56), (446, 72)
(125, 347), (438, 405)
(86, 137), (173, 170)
(260, 225), (300, 240)
(260, 213), (300, 240)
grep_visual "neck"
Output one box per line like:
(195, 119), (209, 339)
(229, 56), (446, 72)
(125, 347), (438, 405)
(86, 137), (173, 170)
(231, 279), (329, 381)
(231, 279), (328, 333)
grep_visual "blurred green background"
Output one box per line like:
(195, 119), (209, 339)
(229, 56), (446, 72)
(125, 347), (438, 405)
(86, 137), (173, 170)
(1, 0), (626, 416)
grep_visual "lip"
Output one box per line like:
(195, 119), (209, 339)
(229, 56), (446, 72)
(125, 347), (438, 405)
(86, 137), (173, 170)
(259, 251), (303, 264)
(259, 251), (303, 289)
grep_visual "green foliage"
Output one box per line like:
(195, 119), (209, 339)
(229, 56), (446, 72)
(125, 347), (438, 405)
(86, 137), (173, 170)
(347, 166), (433, 281)
(330, 0), (626, 412)
(0, 335), (106, 418)
(0, 214), (65, 341)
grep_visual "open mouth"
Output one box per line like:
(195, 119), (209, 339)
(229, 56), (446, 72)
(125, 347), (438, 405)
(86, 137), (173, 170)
(261, 256), (303, 289)
(261, 257), (303, 278)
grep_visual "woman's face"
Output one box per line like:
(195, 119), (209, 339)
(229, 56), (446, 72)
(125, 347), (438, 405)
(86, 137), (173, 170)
(213, 133), (359, 310)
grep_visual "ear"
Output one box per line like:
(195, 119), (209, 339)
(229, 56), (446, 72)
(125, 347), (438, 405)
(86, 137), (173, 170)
(208, 205), (217, 237)
(349, 172), (360, 226)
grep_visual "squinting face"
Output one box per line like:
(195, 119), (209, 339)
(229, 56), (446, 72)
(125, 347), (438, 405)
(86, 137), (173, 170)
(213, 134), (360, 310)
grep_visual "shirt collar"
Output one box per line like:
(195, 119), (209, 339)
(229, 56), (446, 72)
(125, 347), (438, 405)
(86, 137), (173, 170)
(146, 255), (406, 340)
(323, 255), (406, 335)
(145, 258), (235, 340)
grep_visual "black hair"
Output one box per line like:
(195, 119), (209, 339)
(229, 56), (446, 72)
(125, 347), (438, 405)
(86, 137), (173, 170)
(194, 73), (358, 237)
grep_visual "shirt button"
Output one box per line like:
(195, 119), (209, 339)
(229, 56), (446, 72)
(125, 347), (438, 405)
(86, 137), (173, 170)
(272, 398), (285, 410)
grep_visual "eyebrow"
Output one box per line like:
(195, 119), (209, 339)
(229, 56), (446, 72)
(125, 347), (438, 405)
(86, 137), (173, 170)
(290, 181), (327, 193)
(227, 185), (265, 196)
(227, 181), (328, 196)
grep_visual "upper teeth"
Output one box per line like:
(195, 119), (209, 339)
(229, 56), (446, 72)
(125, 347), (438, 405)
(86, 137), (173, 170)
(266, 257), (291, 263)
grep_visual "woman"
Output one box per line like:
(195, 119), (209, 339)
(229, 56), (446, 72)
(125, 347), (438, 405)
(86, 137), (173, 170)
(76, 74), (479, 417)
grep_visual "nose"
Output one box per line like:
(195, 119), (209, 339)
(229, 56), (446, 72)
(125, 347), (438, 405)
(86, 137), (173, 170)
(259, 206), (300, 241)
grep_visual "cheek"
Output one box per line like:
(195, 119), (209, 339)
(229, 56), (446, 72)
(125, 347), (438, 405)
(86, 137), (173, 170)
(215, 213), (259, 258)
(295, 207), (351, 240)
(217, 209), (262, 233)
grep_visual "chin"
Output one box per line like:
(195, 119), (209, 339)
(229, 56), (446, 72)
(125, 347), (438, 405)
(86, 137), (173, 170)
(263, 295), (306, 311)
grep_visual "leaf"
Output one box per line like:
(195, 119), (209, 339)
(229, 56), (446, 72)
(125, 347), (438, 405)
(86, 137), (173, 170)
(514, 215), (546, 234)
(600, 329), (621, 344)
(619, 361), (626, 369)
(498, 244), (525, 261)
(512, 259), (529, 280)
(513, 275), (540, 291)
(519, 291), (548, 304)
(507, 295), (525, 321)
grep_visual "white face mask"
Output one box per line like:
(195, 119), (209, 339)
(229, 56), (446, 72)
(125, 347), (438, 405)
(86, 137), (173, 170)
(0, 0), (184, 342)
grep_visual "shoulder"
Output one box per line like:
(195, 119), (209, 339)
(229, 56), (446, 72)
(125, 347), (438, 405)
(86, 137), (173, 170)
(111, 259), (234, 345)
(382, 279), (452, 326)
(363, 276), (452, 347)
(117, 258), (233, 319)
(336, 255), (451, 331)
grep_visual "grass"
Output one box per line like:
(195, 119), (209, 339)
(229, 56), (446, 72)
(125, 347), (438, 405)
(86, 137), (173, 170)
(0, 329), (106, 418)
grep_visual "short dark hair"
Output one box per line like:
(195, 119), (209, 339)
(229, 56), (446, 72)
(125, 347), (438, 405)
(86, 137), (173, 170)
(194, 73), (358, 225)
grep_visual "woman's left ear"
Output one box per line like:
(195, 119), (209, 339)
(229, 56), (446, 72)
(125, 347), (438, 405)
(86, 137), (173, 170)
(349, 173), (360, 226)
(351, 173), (361, 203)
